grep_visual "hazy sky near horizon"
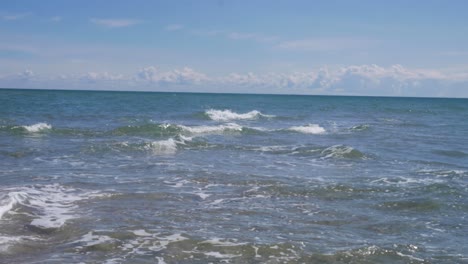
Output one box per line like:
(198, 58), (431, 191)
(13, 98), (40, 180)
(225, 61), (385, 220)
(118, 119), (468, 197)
(1, 0), (468, 97)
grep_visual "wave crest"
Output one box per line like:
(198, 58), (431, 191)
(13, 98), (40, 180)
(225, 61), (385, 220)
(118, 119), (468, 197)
(144, 138), (179, 155)
(321, 145), (365, 159)
(205, 109), (274, 121)
(0, 184), (106, 229)
(20, 123), (52, 133)
(179, 123), (243, 135)
(112, 123), (181, 137)
(288, 124), (326, 134)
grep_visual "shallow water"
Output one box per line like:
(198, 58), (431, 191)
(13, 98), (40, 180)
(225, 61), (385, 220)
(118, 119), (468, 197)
(1, 89), (467, 263)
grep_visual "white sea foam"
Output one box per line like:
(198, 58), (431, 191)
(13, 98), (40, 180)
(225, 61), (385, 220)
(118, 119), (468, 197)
(417, 169), (466, 178)
(204, 251), (242, 258)
(194, 192), (211, 200)
(200, 238), (247, 247)
(288, 124), (326, 134)
(321, 145), (363, 159)
(132, 229), (152, 237)
(73, 232), (115, 248)
(0, 235), (41, 252)
(256, 145), (290, 152)
(0, 192), (27, 219)
(210, 199), (224, 205)
(371, 176), (444, 186)
(145, 138), (179, 155)
(0, 184), (105, 229)
(205, 109), (273, 121)
(148, 233), (189, 251)
(178, 123), (243, 135)
(21, 123), (52, 132)
(155, 257), (167, 264)
(119, 231), (189, 256)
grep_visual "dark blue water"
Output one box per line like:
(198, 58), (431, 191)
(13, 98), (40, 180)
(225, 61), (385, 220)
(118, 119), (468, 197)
(1, 89), (467, 263)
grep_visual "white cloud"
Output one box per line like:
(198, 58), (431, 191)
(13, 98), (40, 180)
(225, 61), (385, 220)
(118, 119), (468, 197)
(165, 24), (184, 31)
(90, 18), (141, 28)
(19, 69), (34, 79)
(136, 66), (208, 85)
(0, 69), (35, 81)
(81, 72), (125, 82)
(2, 65), (468, 97)
(216, 65), (468, 96)
(1, 13), (30, 21)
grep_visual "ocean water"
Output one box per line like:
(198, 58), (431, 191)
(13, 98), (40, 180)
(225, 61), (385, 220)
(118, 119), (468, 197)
(1, 89), (467, 263)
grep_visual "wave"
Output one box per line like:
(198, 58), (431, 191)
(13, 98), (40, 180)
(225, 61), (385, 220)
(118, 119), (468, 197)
(287, 124), (326, 134)
(111, 122), (255, 138)
(63, 229), (427, 263)
(250, 144), (367, 160)
(99, 135), (202, 155)
(350, 124), (370, 132)
(111, 123), (182, 137)
(143, 138), (179, 155)
(0, 184), (106, 229)
(321, 145), (365, 159)
(416, 169), (466, 178)
(179, 123), (243, 135)
(6, 123), (53, 133)
(432, 149), (468, 158)
(21, 123), (52, 133)
(377, 198), (440, 212)
(205, 109), (274, 121)
(0, 124), (101, 138)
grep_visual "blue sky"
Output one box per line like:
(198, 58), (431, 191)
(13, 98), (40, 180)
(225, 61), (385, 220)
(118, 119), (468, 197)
(1, 0), (468, 97)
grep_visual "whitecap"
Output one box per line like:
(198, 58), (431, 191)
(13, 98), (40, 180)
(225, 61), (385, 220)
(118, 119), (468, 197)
(288, 124), (326, 134)
(204, 251), (242, 258)
(72, 231), (115, 248)
(155, 257), (167, 264)
(200, 238), (248, 247)
(149, 233), (188, 251)
(0, 184), (106, 229)
(194, 192), (211, 200)
(321, 145), (364, 159)
(0, 192), (27, 220)
(144, 138), (179, 155)
(178, 123), (243, 135)
(0, 235), (41, 252)
(21, 123), (52, 132)
(205, 109), (273, 121)
(132, 230), (153, 237)
(350, 124), (370, 131)
(210, 199), (224, 205)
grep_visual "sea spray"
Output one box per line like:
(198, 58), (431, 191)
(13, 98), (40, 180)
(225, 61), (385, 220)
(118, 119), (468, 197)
(205, 109), (274, 121)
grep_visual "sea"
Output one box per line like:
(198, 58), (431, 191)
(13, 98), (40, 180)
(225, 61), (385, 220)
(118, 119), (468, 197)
(0, 89), (467, 263)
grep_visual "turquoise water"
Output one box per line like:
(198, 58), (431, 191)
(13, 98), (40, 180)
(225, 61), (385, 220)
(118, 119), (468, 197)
(1, 89), (467, 263)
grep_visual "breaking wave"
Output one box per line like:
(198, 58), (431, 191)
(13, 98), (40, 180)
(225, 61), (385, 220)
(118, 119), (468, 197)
(111, 122), (254, 137)
(287, 124), (326, 134)
(6, 123), (53, 133)
(321, 145), (366, 159)
(205, 109), (274, 121)
(250, 144), (367, 160)
(21, 123), (52, 133)
(350, 124), (370, 132)
(0, 184), (106, 229)
(179, 123), (243, 134)
(145, 138), (179, 154)
(111, 123), (182, 137)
